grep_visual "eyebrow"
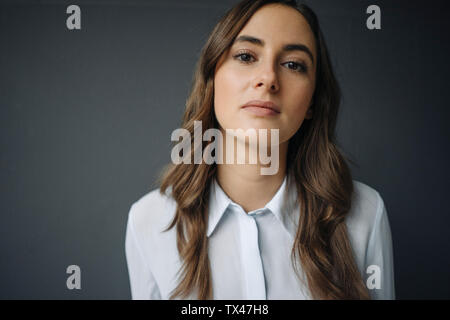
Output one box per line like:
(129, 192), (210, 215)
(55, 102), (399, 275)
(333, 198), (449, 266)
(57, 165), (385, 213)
(233, 35), (315, 66)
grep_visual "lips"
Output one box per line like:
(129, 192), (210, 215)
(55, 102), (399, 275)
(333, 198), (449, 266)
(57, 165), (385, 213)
(241, 100), (281, 114)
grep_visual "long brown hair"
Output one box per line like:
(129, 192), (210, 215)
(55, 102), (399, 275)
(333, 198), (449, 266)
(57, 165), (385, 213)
(159, 0), (370, 300)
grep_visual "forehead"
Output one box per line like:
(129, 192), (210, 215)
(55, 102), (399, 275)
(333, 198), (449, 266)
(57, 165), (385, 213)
(235, 4), (316, 57)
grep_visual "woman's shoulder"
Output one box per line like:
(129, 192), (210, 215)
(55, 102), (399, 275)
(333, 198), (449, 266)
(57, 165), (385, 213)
(346, 180), (387, 237)
(127, 186), (177, 237)
(125, 186), (183, 297)
(346, 180), (394, 299)
(351, 180), (383, 211)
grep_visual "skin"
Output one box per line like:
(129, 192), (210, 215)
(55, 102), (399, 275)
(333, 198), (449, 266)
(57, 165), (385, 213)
(213, 4), (317, 212)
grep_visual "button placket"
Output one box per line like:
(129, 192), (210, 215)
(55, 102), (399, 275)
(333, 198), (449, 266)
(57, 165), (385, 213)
(238, 210), (266, 299)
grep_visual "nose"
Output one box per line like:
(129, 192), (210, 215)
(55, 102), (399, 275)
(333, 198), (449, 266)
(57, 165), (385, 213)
(254, 61), (279, 92)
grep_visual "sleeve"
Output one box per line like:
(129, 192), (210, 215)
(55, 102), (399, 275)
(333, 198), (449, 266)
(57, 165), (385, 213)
(365, 193), (395, 300)
(125, 204), (162, 300)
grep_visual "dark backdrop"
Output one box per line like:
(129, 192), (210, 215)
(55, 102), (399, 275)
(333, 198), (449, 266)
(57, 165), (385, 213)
(1, 0), (449, 299)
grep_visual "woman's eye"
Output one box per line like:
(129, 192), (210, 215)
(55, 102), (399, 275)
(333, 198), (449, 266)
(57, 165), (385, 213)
(284, 61), (308, 73)
(234, 52), (255, 63)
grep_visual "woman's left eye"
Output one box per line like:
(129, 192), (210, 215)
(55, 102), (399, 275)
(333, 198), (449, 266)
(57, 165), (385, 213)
(283, 61), (308, 73)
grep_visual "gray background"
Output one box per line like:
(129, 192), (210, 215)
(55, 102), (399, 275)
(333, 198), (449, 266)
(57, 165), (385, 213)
(1, 0), (449, 299)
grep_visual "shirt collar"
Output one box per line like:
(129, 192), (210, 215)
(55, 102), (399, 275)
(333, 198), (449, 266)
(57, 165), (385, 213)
(206, 178), (232, 237)
(206, 175), (300, 238)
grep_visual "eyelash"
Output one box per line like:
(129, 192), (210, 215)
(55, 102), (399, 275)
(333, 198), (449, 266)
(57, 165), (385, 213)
(233, 50), (308, 74)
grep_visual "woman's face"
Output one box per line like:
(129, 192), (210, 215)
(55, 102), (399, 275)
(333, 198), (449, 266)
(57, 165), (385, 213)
(214, 4), (317, 144)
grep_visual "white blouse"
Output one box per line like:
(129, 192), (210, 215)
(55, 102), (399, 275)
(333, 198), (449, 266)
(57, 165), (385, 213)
(125, 175), (395, 300)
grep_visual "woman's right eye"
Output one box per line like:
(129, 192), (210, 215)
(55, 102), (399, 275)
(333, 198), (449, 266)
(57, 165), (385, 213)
(233, 51), (255, 64)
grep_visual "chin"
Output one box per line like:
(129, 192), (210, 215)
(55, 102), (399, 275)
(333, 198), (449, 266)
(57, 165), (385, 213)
(243, 122), (281, 132)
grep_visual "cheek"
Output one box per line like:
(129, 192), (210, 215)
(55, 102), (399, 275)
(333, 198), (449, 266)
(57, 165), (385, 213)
(286, 81), (314, 117)
(213, 74), (227, 127)
(213, 68), (243, 127)
(279, 83), (314, 140)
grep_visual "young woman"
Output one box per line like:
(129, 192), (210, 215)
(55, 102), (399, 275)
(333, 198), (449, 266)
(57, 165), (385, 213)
(125, 0), (395, 300)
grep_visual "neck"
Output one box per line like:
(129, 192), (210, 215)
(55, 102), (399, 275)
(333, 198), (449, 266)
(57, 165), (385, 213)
(216, 138), (288, 213)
